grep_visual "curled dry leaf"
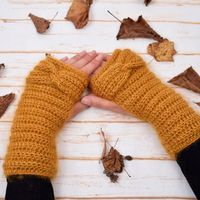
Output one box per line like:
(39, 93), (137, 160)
(99, 129), (132, 183)
(144, 0), (152, 6)
(168, 66), (200, 94)
(102, 147), (124, 174)
(66, 0), (93, 29)
(117, 15), (163, 42)
(0, 93), (15, 118)
(147, 39), (176, 62)
(29, 13), (51, 33)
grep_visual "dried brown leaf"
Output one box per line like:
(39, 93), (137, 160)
(99, 130), (133, 182)
(66, 0), (92, 29)
(147, 39), (176, 62)
(117, 15), (163, 42)
(102, 147), (124, 174)
(0, 93), (15, 118)
(29, 13), (50, 33)
(144, 0), (152, 6)
(168, 67), (200, 94)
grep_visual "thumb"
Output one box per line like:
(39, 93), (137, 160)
(81, 94), (127, 115)
(69, 102), (89, 119)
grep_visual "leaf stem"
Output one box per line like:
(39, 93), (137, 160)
(124, 168), (131, 177)
(107, 10), (122, 23)
(50, 11), (58, 22)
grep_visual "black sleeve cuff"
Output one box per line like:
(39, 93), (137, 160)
(177, 138), (200, 199)
(5, 175), (55, 200)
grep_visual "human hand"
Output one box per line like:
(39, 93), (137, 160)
(78, 53), (128, 116)
(78, 52), (129, 116)
(4, 51), (110, 178)
(83, 49), (200, 159)
(60, 50), (107, 118)
(81, 94), (129, 115)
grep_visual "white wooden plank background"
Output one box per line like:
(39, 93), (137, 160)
(0, 0), (200, 199)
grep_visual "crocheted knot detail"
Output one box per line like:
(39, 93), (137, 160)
(27, 56), (88, 102)
(90, 49), (145, 100)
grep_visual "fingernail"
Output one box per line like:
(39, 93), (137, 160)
(81, 97), (91, 106)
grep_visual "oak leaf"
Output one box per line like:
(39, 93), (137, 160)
(117, 15), (163, 42)
(29, 13), (51, 33)
(65, 0), (93, 29)
(147, 39), (176, 62)
(168, 67), (200, 94)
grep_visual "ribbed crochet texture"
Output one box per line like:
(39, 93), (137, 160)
(4, 56), (88, 178)
(90, 49), (200, 158)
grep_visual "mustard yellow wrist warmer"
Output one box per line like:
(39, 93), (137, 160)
(4, 56), (88, 178)
(90, 49), (200, 158)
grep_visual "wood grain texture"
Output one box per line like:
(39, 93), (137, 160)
(0, 1), (200, 23)
(0, 21), (200, 54)
(0, 159), (195, 197)
(0, 122), (169, 159)
(1, 53), (200, 87)
(0, 198), (196, 200)
(0, 0), (199, 199)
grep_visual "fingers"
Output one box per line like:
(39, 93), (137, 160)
(89, 54), (111, 76)
(59, 52), (110, 69)
(91, 60), (106, 76)
(60, 51), (109, 77)
(72, 50), (97, 68)
(81, 94), (128, 115)
(70, 94), (128, 119)
(81, 54), (107, 75)
(66, 51), (87, 66)
(69, 102), (89, 119)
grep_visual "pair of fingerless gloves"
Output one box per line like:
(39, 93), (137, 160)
(4, 49), (200, 179)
